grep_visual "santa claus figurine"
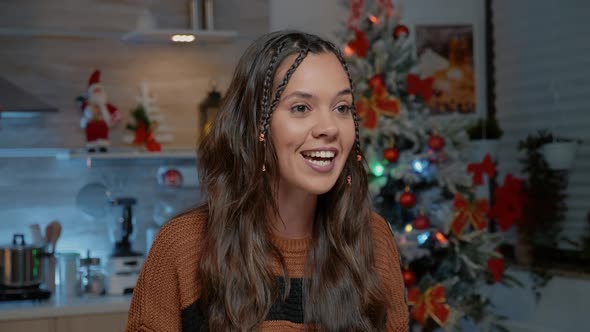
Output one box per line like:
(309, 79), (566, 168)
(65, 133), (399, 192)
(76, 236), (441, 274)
(79, 70), (121, 152)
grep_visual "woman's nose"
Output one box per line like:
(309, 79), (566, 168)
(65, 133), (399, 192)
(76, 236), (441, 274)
(311, 111), (338, 139)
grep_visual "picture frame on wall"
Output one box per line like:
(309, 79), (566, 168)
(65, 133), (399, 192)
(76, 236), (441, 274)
(414, 24), (476, 116)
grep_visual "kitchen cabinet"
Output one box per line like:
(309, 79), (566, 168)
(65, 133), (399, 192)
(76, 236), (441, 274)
(0, 312), (127, 332)
(0, 318), (55, 332)
(56, 312), (128, 332)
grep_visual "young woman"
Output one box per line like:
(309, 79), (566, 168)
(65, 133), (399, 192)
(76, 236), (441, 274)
(127, 30), (408, 332)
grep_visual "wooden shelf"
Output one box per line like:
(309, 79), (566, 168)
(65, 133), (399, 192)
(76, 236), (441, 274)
(63, 149), (196, 160)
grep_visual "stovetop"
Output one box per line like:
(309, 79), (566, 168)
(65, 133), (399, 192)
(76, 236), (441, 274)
(0, 285), (52, 301)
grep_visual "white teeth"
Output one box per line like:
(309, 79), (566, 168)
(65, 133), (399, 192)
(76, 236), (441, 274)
(303, 150), (335, 158)
(308, 159), (331, 166)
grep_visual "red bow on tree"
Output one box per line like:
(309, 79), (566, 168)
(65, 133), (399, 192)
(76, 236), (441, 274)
(408, 284), (451, 327)
(346, 30), (369, 58)
(355, 74), (401, 129)
(489, 174), (527, 231)
(467, 153), (496, 186)
(450, 193), (489, 237)
(407, 74), (434, 102)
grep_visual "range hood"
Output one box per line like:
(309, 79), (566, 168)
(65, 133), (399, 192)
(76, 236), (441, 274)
(122, 1), (237, 44)
(0, 76), (58, 113)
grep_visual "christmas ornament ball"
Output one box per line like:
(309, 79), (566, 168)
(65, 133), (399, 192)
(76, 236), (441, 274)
(402, 269), (416, 286)
(428, 134), (445, 151)
(399, 191), (417, 208)
(413, 214), (431, 230)
(383, 147), (400, 163)
(392, 24), (409, 39)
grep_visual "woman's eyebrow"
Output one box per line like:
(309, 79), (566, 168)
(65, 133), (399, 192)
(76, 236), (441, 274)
(282, 91), (315, 101)
(335, 89), (352, 97)
(282, 89), (352, 101)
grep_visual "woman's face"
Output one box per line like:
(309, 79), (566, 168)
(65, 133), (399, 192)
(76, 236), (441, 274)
(270, 52), (355, 196)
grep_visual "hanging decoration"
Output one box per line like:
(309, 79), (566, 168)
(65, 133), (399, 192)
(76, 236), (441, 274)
(427, 133), (446, 151)
(402, 268), (416, 287)
(399, 186), (417, 208)
(467, 153), (496, 186)
(392, 24), (409, 39)
(413, 212), (431, 230)
(450, 193), (489, 237)
(355, 74), (401, 129)
(408, 284), (451, 327)
(383, 146), (400, 163)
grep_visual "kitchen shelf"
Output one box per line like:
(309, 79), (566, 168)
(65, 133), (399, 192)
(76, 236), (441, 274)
(121, 28), (237, 43)
(63, 149), (196, 160)
(0, 148), (196, 160)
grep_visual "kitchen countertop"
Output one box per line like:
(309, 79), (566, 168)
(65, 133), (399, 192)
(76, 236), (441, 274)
(0, 294), (131, 321)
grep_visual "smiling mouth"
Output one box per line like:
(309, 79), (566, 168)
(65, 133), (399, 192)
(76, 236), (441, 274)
(300, 150), (337, 167)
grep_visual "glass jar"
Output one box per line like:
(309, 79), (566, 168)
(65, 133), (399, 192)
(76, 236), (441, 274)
(80, 253), (106, 296)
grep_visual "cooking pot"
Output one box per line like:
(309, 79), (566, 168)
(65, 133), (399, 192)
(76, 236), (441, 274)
(0, 233), (46, 287)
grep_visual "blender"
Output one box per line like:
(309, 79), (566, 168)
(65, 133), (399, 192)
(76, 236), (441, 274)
(106, 197), (144, 295)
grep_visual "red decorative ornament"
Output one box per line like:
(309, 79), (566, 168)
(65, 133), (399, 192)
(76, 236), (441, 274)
(162, 169), (183, 187)
(383, 147), (400, 163)
(402, 269), (416, 287)
(428, 134), (445, 151)
(487, 255), (505, 283)
(413, 214), (431, 230)
(399, 187), (417, 208)
(346, 30), (370, 58)
(392, 24), (409, 39)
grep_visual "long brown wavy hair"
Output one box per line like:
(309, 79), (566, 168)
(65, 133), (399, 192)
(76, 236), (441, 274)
(197, 30), (387, 331)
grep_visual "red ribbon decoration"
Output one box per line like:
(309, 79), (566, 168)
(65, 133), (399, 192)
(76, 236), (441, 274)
(450, 193), (489, 237)
(467, 153), (496, 186)
(355, 74), (401, 129)
(408, 284), (451, 327)
(489, 174), (527, 231)
(407, 74), (434, 102)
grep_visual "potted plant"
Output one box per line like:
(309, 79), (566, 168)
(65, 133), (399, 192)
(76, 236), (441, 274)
(467, 117), (503, 162)
(520, 130), (580, 171)
(541, 137), (580, 171)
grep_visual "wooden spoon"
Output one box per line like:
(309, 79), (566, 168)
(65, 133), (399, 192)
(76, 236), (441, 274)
(45, 223), (54, 253)
(48, 220), (62, 254)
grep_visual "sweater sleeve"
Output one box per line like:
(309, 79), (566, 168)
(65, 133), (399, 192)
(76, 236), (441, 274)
(371, 213), (409, 332)
(126, 225), (182, 332)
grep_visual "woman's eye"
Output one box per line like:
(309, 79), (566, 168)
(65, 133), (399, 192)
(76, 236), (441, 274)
(291, 104), (309, 113)
(335, 105), (352, 114)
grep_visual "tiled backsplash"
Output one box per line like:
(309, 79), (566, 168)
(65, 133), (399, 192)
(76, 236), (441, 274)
(0, 157), (202, 264)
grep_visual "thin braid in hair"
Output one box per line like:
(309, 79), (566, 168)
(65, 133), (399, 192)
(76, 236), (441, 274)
(261, 48), (310, 137)
(259, 41), (287, 137)
(332, 49), (363, 160)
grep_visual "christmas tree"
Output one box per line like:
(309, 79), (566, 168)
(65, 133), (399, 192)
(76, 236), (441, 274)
(124, 81), (174, 151)
(336, 1), (519, 330)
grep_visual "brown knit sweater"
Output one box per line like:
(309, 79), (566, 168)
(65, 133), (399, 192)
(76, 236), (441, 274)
(126, 210), (409, 331)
